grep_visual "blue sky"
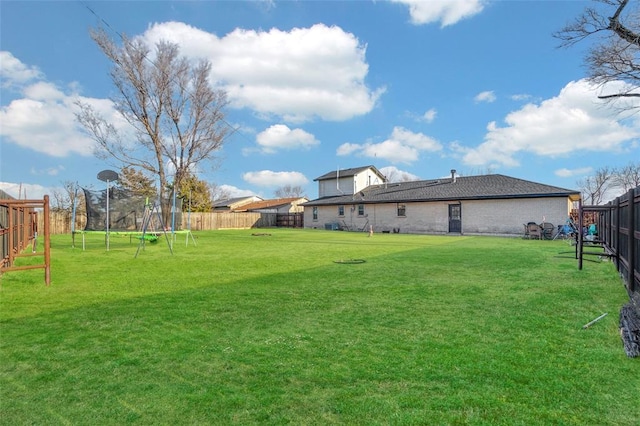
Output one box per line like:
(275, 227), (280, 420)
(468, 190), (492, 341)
(1, 0), (639, 201)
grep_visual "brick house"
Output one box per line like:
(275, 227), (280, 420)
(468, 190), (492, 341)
(303, 166), (581, 236)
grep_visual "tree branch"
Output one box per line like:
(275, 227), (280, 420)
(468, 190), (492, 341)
(598, 92), (640, 98)
(608, 0), (640, 47)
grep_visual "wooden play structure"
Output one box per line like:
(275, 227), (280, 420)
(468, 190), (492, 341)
(0, 196), (51, 286)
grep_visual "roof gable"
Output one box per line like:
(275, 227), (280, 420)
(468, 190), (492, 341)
(314, 165), (385, 182)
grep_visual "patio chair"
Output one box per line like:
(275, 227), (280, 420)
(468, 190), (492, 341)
(541, 222), (555, 240)
(527, 222), (542, 240)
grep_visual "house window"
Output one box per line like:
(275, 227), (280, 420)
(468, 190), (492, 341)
(358, 204), (365, 216)
(338, 205), (345, 216)
(312, 206), (318, 221)
(397, 203), (406, 217)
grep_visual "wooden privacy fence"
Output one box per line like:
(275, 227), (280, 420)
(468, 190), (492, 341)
(0, 196), (51, 285)
(276, 213), (304, 228)
(185, 212), (276, 230)
(40, 211), (280, 234)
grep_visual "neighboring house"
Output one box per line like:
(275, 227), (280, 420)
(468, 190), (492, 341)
(303, 166), (581, 236)
(212, 196), (263, 212)
(315, 165), (387, 197)
(232, 197), (309, 214)
(0, 189), (15, 200)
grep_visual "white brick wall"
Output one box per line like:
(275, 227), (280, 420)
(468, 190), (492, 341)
(304, 197), (572, 236)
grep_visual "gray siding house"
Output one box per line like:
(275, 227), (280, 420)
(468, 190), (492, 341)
(303, 166), (581, 236)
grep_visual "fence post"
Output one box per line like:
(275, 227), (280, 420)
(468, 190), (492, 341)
(628, 188), (636, 294)
(578, 199), (584, 270)
(44, 195), (51, 286)
(615, 195), (621, 273)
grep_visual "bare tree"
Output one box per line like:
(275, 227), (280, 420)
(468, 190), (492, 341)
(51, 181), (82, 213)
(383, 169), (420, 183)
(274, 185), (306, 198)
(51, 181), (86, 230)
(555, 0), (640, 105)
(464, 167), (495, 177)
(613, 161), (640, 191)
(210, 183), (232, 202)
(76, 28), (229, 224)
(578, 166), (614, 204)
(51, 188), (69, 213)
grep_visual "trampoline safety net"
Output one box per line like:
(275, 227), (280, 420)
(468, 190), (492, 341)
(83, 188), (182, 232)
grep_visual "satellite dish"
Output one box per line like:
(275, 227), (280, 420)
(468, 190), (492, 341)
(97, 170), (119, 182)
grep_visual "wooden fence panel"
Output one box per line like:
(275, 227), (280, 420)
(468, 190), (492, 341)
(276, 213), (303, 228)
(41, 211), (277, 234)
(185, 212), (276, 230)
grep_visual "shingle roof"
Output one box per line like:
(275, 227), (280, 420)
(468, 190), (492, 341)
(0, 189), (15, 199)
(304, 174), (581, 206)
(314, 165), (384, 181)
(233, 197), (308, 212)
(213, 196), (260, 208)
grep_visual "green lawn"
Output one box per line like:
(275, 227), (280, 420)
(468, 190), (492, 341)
(1, 229), (637, 425)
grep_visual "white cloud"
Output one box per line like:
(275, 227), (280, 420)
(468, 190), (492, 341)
(30, 165), (65, 176)
(422, 108), (437, 123)
(555, 167), (593, 178)
(336, 143), (361, 156)
(462, 79), (640, 168)
(0, 182), (52, 200)
(1, 94), (93, 157)
(511, 93), (532, 102)
(337, 126), (442, 164)
(474, 90), (496, 103)
(218, 184), (256, 198)
(140, 22), (384, 122)
(391, 0), (486, 27)
(255, 124), (319, 154)
(379, 166), (421, 183)
(0, 54), (134, 158)
(0, 51), (43, 88)
(243, 170), (309, 187)
(0, 87), (131, 157)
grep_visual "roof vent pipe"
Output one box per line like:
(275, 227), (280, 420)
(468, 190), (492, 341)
(451, 169), (457, 183)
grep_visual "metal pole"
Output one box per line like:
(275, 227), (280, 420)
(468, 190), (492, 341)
(71, 182), (78, 248)
(582, 312), (607, 329)
(44, 195), (51, 286)
(578, 199), (583, 270)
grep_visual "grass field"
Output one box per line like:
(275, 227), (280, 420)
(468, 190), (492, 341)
(1, 229), (637, 425)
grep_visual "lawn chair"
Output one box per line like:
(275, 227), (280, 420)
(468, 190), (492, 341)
(541, 222), (555, 240)
(553, 218), (578, 242)
(526, 222), (542, 240)
(553, 224), (569, 240)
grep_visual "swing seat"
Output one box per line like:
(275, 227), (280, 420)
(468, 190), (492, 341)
(136, 234), (158, 243)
